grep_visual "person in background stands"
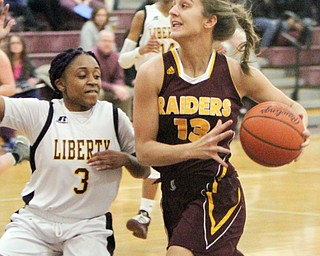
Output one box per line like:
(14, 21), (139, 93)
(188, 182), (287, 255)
(118, 0), (179, 240)
(3, 0), (45, 31)
(133, 0), (310, 255)
(92, 30), (132, 120)
(249, 0), (282, 48)
(80, 6), (113, 51)
(5, 34), (42, 98)
(28, 0), (69, 31)
(60, 0), (105, 12)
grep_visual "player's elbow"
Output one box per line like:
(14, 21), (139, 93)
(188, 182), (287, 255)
(134, 166), (151, 179)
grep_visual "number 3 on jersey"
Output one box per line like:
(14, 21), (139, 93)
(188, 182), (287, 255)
(73, 168), (89, 194)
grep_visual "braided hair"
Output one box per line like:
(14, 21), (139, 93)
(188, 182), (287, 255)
(200, 0), (260, 75)
(49, 48), (100, 98)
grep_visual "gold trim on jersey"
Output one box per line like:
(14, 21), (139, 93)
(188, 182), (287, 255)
(209, 51), (216, 77)
(171, 48), (217, 83)
(171, 48), (181, 76)
(225, 57), (242, 102)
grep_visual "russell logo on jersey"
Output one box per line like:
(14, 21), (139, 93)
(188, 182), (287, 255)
(56, 116), (68, 123)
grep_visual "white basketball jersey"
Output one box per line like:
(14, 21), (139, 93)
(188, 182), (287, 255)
(135, 3), (179, 70)
(1, 98), (135, 219)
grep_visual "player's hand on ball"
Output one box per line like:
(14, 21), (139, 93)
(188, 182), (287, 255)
(191, 119), (234, 168)
(295, 114), (311, 162)
(299, 114), (311, 148)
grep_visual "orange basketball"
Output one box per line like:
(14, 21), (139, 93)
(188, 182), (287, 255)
(239, 101), (304, 167)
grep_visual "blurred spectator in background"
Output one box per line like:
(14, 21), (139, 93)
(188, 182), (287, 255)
(250, 0), (282, 48)
(60, 0), (105, 19)
(3, 0), (45, 31)
(5, 34), (42, 98)
(80, 6), (113, 50)
(275, 0), (315, 27)
(92, 30), (133, 120)
(28, 0), (68, 31)
(273, 0), (314, 46)
(249, 0), (314, 48)
(313, 0), (320, 24)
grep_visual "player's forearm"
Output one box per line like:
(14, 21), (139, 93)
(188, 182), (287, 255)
(124, 154), (151, 179)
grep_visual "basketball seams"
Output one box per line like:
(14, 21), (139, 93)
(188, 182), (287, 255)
(242, 115), (303, 137)
(240, 124), (302, 151)
(239, 126), (301, 167)
(239, 133), (299, 167)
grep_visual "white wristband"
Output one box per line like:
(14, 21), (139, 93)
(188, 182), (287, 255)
(118, 39), (142, 69)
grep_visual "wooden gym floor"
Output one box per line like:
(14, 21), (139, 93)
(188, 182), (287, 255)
(1, 130), (319, 256)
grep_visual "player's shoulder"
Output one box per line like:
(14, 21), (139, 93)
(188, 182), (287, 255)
(140, 54), (163, 74)
(133, 9), (146, 22)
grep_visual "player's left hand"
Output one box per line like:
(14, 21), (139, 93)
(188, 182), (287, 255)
(87, 150), (129, 171)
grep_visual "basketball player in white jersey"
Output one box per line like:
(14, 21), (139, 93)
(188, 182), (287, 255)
(0, 47), (150, 256)
(118, 0), (179, 240)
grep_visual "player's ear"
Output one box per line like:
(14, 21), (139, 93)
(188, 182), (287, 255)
(55, 78), (65, 93)
(204, 15), (217, 29)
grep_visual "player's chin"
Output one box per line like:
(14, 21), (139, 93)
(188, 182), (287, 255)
(84, 96), (98, 107)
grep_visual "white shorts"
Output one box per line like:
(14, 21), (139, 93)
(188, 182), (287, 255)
(0, 207), (114, 256)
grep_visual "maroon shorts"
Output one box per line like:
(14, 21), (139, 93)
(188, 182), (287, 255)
(162, 173), (246, 255)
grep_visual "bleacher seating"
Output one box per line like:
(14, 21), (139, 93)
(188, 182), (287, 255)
(258, 26), (320, 88)
(258, 26), (320, 127)
(6, 10), (136, 68)
(20, 29), (127, 67)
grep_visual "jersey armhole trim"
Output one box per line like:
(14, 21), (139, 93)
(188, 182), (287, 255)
(113, 104), (119, 145)
(30, 101), (54, 172)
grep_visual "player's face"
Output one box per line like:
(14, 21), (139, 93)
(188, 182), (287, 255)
(169, 0), (208, 41)
(59, 54), (101, 112)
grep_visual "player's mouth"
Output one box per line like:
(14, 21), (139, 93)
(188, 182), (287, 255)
(85, 89), (99, 94)
(171, 20), (182, 30)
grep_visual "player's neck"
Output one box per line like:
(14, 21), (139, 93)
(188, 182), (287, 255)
(177, 47), (213, 77)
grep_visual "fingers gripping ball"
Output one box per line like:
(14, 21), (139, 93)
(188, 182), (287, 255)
(239, 102), (304, 167)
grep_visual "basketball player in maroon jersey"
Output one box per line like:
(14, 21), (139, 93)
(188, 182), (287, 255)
(133, 0), (310, 255)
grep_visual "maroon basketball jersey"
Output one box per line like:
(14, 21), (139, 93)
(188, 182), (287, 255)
(156, 48), (242, 181)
